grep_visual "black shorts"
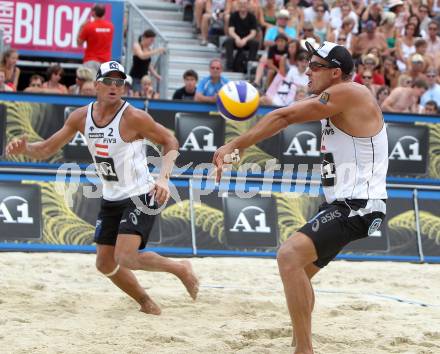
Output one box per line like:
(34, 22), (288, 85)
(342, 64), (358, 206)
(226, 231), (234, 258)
(94, 193), (158, 249)
(298, 199), (386, 268)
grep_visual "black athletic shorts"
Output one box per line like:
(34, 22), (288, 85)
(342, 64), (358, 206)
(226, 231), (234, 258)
(298, 199), (386, 268)
(94, 193), (158, 249)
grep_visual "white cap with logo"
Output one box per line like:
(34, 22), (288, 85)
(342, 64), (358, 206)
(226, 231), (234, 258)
(96, 61), (127, 80)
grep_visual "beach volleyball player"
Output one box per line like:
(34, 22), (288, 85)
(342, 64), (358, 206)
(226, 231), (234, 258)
(6, 61), (199, 315)
(214, 42), (388, 353)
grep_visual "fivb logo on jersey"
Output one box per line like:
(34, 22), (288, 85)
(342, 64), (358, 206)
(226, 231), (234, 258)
(387, 123), (429, 175)
(175, 112), (225, 166)
(222, 193), (278, 249)
(0, 183), (42, 240)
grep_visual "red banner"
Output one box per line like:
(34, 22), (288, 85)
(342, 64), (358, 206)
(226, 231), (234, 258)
(0, 0), (122, 58)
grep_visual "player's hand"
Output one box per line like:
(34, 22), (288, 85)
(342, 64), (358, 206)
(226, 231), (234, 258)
(150, 178), (170, 205)
(5, 135), (28, 156)
(212, 144), (241, 183)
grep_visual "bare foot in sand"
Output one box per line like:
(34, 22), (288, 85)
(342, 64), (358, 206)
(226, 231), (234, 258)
(139, 295), (161, 315)
(179, 260), (199, 300)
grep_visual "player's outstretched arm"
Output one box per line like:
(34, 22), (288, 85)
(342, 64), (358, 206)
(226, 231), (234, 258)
(5, 106), (85, 160)
(213, 83), (348, 181)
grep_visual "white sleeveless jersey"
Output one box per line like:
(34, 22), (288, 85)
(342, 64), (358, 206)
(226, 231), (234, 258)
(84, 101), (154, 201)
(320, 118), (388, 204)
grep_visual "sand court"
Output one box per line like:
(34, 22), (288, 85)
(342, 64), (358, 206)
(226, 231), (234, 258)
(1, 253), (439, 354)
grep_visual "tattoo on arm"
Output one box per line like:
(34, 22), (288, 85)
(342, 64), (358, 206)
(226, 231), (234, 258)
(319, 92), (330, 104)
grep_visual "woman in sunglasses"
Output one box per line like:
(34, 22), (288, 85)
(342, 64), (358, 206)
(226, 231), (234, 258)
(5, 61), (199, 315)
(213, 41), (389, 354)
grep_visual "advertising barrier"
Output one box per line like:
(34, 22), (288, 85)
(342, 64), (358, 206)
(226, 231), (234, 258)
(0, 0), (124, 60)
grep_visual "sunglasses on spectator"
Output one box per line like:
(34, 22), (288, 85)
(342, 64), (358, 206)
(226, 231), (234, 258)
(97, 77), (125, 87)
(363, 75), (372, 79)
(338, 37), (346, 41)
(427, 74), (437, 78)
(304, 28), (313, 32)
(210, 66), (221, 70)
(428, 27), (437, 31)
(308, 61), (335, 71)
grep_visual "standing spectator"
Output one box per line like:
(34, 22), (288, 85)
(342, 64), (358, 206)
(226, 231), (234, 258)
(359, 0), (383, 32)
(77, 4), (114, 74)
(0, 69), (13, 92)
(42, 65), (68, 94)
(68, 66), (94, 95)
(424, 21), (440, 67)
(420, 68), (440, 107)
(173, 69), (199, 100)
(194, 58), (229, 102)
(224, 0), (259, 72)
(351, 20), (388, 58)
(129, 30), (165, 94)
(0, 49), (20, 90)
(381, 79), (428, 112)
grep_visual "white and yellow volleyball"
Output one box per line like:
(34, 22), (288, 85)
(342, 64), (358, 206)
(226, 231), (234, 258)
(216, 81), (260, 121)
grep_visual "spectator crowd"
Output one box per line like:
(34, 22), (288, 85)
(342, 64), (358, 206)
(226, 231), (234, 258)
(1, 0), (440, 115)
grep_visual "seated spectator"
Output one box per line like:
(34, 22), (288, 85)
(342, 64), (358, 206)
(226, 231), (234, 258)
(312, 3), (330, 43)
(383, 56), (400, 89)
(137, 75), (160, 99)
(0, 48), (20, 90)
(294, 85), (308, 101)
(424, 21), (440, 67)
(360, 69), (379, 97)
(381, 78), (428, 113)
(354, 53), (384, 85)
(0, 69), (13, 92)
(257, 0), (279, 37)
(129, 30), (165, 94)
(285, 0), (304, 35)
(68, 66), (94, 95)
(200, 0), (227, 46)
(376, 85), (390, 107)
(264, 9), (297, 48)
(408, 38), (433, 71)
(304, 0), (330, 23)
(195, 58), (229, 102)
(284, 51), (309, 87)
(406, 53), (428, 82)
(299, 22), (321, 46)
(397, 73), (413, 87)
(253, 33), (289, 89)
(420, 68), (440, 107)
(124, 75), (135, 97)
(359, 0), (383, 32)
(417, 4), (431, 36)
(80, 81), (97, 96)
(395, 22), (417, 71)
(422, 100), (439, 115)
(278, 39), (303, 76)
(351, 20), (388, 58)
(328, 17), (355, 52)
(42, 64), (68, 94)
(378, 11), (398, 56)
(329, 2), (358, 34)
(25, 75), (44, 91)
(224, 0), (259, 72)
(194, 0), (207, 34)
(173, 69), (199, 100)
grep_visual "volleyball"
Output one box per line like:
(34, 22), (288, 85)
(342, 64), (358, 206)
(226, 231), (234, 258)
(216, 81), (260, 121)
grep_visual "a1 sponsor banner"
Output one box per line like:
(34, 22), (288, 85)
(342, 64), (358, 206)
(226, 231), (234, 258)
(387, 123), (429, 175)
(222, 193), (279, 249)
(175, 112), (225, 167)
(416, 196), (440, 257)
(0, 0), (124, 59)
(0, 182), (42, 240)
(278, 122), (322, 165)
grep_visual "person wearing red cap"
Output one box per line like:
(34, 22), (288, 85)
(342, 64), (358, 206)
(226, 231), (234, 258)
(214, 41), (388, 353)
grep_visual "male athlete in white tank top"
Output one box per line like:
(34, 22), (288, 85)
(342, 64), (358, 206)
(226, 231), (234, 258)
(6, 61), (199, 315)
(214, 42), (388, 353)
